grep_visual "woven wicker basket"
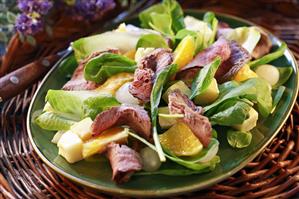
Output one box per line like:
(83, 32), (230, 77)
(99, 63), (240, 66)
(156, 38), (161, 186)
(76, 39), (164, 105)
(1, 0), (299, 198)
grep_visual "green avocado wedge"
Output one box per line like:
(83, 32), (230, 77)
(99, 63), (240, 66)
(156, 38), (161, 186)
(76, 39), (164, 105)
(27, 11), (299, 197)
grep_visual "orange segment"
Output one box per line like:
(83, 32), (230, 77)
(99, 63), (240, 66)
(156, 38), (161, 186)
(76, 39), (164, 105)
(159, 122), (203, 156)
(173, 35), (196, 69)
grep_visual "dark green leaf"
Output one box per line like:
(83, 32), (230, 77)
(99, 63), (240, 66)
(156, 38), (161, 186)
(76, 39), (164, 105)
(227, 130), (252, 148)
(84, 53), (136, 83)
(136, 34), (169, 49)
(249, 43), (287, 70)
(190, 57), (221, 99)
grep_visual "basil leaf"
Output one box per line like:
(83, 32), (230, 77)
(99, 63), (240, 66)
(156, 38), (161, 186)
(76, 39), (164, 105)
(84, 53), (136, 83)
(136, 34), (169, 49)
(249, 42), (287, 70)
(151, 64), (178, 162)
(227, 130), (252, 148)
(190, 57), (221, 99)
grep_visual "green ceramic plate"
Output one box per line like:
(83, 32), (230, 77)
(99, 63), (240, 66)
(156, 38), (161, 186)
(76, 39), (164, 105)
(27, 11), (299, 197)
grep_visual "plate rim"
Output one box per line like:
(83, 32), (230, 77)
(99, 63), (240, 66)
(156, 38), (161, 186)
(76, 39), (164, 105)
(26, 10), (299, 197)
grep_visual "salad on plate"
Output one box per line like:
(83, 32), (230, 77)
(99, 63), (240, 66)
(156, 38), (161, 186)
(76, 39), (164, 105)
(34, 0), (293, 184)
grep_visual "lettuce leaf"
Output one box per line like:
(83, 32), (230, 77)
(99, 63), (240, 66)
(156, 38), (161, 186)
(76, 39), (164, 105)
(84, 53), (136, 84)
(221, 26), (261, 54)
(227, 130), (252, 148)
(139, 0), (185, 37)
(35, 112), (76, 131)
(136, 34), (169, 49)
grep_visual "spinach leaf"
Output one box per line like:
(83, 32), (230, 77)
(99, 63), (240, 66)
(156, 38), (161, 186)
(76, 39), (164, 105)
(129, 124), (220, 172)
(203, 12), (218, 45)
(249, 42), (287, 70)
(271, 86), (285, 113)
(273, 67), (293, 88)
(83, 96), (120, 119)
(227, 130), (252, 148)
(190, 57), (221, 99)
(209, 101), (251, 126)
(204, 78), (272, 117)
(151, 64), (178, 162)
(35, 112), (76, 131)
(136, 34), (169, 49)
(84, 53), (136, 83)
(139, 0), (185, 37)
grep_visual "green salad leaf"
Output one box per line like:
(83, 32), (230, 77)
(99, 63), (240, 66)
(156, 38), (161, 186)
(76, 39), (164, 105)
(227, 130), (252, 148)
(139, 0), (185, 37)
(203, 12), (218, 45)
(84, 53), (136, 84)
(249, 42), (287, 70)
(274, 67), (293, 88)
(35, 112), (76, 131)
(136, 34), (169, 49)
(151, 64), (178, 162)
(82, 96), (120, 119)
(190, 57), (221, 99)
(205, 78), (272, 117)
(209, 100), (251, 126)
(72, 31), (144, 61)
(129, 132), (220, 173)
(271, 86), (285, 113)
(46, 90), (120, 119)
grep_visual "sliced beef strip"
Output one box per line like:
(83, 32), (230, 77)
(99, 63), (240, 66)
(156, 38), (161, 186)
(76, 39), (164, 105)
(129, 68), (154, 103)
(106, 142), (142, 184)
(182, 37), (231, 70)
(63, 49), (119, 91)
(129, 48), (173, 102)
(168, 90), (211, 147)
(92, 104), (151, 140)
(252, 29), (272, 59)
(215, 40), (251, 83)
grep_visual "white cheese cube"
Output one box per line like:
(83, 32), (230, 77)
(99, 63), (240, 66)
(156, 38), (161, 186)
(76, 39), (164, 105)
(70, 117), (93, 141)
(57, 131), (83, 163)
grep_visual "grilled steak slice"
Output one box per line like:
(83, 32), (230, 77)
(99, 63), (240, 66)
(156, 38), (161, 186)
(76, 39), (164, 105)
(252, 29), (272, 59)
(168, 90), (211, 147)
(183, 37), (231, 70)
(129, 68), (154, 103)
(215, 40), (251, 83)
(106, 143), (142, 183)
(92, 104), (151, 140)
(63, 49), (119, 90)
(129, 48), (173, 103)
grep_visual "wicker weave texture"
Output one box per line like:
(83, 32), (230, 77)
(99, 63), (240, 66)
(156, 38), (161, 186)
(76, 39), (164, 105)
(1, 0), (299, 198)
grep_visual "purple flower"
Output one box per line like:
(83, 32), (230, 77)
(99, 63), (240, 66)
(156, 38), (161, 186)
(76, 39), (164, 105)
(15, 13), (43, 35)
(18, 0), (53, 15)
(75, 0), (115, 18)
